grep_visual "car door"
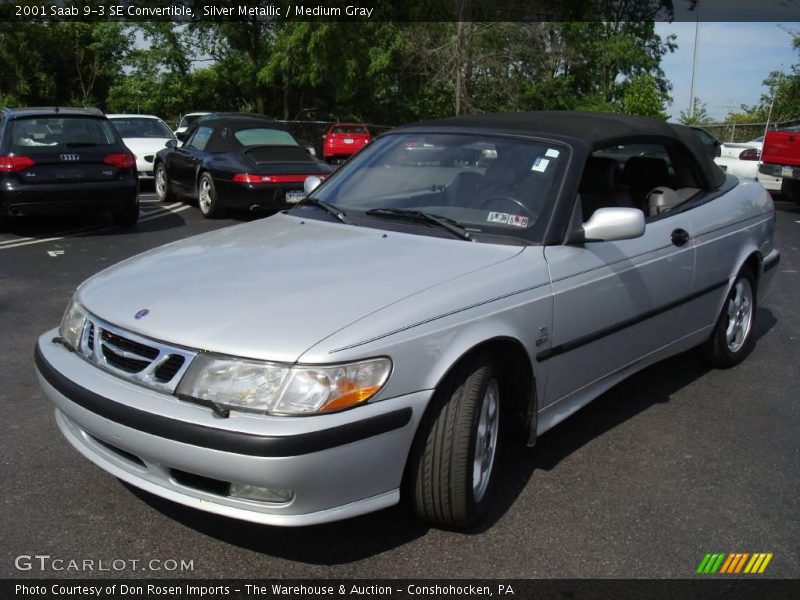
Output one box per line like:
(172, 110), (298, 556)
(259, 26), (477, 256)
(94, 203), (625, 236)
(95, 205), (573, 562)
(170, 125), (212, 193)
(540, 146), (697, 407)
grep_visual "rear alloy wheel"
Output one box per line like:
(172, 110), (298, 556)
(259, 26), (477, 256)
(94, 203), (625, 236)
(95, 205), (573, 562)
(197, 172), (225, 218)
(154, 163), (175, 202)
(702, 267), (756, 368)
(409, 352), (502, 528)
(111, 197), (140, 228)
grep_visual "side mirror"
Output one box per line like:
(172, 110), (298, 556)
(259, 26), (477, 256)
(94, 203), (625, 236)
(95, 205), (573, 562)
(175, 131), (188, 143)
(165, 139), (177, 148)
(581, 207), (645, 242)
(714, 141), (722, 158)
(304, 175), (322, 195)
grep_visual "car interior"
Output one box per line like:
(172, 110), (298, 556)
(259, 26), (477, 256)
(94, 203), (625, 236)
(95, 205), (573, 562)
(578, 142), (702, 222)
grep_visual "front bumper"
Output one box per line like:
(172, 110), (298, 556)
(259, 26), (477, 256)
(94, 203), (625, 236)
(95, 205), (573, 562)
(35, 332), (429, 526)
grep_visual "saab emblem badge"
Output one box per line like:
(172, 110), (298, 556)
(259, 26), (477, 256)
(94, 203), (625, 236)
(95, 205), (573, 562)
(134, 309), (149, 319)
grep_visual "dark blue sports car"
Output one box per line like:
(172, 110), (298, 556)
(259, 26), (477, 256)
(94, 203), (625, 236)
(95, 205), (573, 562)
(154, 114), (332, 218)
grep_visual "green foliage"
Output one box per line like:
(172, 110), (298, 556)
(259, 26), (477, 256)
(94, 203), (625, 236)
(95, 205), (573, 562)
(0, 20), (131, 109)
(1, 5), (676, 126)
(621, 74), (668, 119)
(678, 98), (711, 125)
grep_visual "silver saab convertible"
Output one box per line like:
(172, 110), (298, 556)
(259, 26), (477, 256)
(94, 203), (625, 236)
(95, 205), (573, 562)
(35, 112), (780, 528)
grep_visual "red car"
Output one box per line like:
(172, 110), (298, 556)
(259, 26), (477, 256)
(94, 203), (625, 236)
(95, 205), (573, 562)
(323, 123), (371, 163)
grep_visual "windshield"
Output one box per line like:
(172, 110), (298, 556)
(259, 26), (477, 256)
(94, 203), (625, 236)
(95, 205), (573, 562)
(303, 133), (568, 243)
(111, 117), (173, 139)
(233, 128), (298, 147)
(10, 117), (118, 153)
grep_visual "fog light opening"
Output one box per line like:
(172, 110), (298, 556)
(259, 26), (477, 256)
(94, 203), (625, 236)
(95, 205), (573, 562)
(229, 483), (294, 504)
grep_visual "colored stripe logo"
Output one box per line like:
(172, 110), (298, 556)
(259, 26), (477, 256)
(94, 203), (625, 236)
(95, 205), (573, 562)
(697, 553), (773, 574)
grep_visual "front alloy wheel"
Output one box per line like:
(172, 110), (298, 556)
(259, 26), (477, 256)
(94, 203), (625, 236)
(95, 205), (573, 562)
(473, 379), (500, 503)
(154, 164), (173, 202)
(409, 351), (502, 528)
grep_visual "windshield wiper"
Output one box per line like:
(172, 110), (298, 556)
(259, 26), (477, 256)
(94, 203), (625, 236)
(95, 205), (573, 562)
(295, 197), (351, 224)
(365, 208), (472, 241)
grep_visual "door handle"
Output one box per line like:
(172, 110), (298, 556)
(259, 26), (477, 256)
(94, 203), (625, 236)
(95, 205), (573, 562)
(671, 228), (690, 247)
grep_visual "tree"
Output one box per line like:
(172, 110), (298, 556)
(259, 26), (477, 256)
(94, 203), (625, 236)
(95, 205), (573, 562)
(621, 73), (668, 119)
(678, 97), (711, 125)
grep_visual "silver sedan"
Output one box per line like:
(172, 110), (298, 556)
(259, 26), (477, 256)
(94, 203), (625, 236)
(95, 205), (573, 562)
(36, 112), (780, 528)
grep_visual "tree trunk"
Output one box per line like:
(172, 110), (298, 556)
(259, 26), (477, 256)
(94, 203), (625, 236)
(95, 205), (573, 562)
(454, 20), (463, 115)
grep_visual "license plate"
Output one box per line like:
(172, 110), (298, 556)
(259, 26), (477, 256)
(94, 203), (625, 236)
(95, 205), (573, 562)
(285, 190), (305, 204)
(781, 166), (794, 178)
(344, 138), (354, 144)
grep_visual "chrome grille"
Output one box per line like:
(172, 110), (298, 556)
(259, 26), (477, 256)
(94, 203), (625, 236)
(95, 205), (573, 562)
(76, 315), (197, 393)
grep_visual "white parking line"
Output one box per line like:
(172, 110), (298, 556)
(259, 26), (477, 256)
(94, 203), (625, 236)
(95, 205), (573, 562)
(138, 204), (191, 223)
(0, 236), (36, 246)
(0, 202), (191, 251)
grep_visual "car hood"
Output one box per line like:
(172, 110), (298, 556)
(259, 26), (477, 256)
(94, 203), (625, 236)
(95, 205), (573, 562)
(123, 137), (173, 156)
(78, 213), (524, 363)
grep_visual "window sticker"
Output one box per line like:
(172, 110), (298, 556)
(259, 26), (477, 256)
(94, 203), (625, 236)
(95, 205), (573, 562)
(487, 212), (528, 228)
(487, 212), (509, 224)
(508, 215), (529, 227)
(545, 148), (560, 158)
(531, 157), (550, 172)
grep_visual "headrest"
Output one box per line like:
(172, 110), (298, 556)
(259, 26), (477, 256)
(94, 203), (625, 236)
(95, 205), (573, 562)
(579, 156), (616, 194)
(624, 156), (669, 187)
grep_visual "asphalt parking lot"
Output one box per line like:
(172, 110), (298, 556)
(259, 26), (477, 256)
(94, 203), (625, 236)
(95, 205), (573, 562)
(1, 191), (798, 579)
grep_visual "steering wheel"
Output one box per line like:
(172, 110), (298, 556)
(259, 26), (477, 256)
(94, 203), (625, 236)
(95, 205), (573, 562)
(475, 192), (535, 218)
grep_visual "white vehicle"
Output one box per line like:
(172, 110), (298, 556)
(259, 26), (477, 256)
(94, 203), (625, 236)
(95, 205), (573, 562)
(174, 112), (211, 139)
(108, 114), (176, 180)
(714, 137), (764, 181)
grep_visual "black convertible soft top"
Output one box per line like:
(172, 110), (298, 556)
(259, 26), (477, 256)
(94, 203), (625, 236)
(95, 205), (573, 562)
(399, 111), (726, 190)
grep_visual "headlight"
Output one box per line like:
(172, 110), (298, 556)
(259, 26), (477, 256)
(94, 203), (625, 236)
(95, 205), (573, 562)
(59, 297), (87, 350)
(176, 355), (391, 415)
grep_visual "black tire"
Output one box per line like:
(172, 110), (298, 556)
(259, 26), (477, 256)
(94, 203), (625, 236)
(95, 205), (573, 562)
(197, 172), (225, 218)
(701, 267), (757, 368)
(154, 163), (175, 202)
(111, 198), (140, 228)
(408, 351), (502, 528)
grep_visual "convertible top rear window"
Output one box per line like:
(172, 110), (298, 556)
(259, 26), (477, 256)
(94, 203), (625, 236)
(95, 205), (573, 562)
(234, 128), (298, 147)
